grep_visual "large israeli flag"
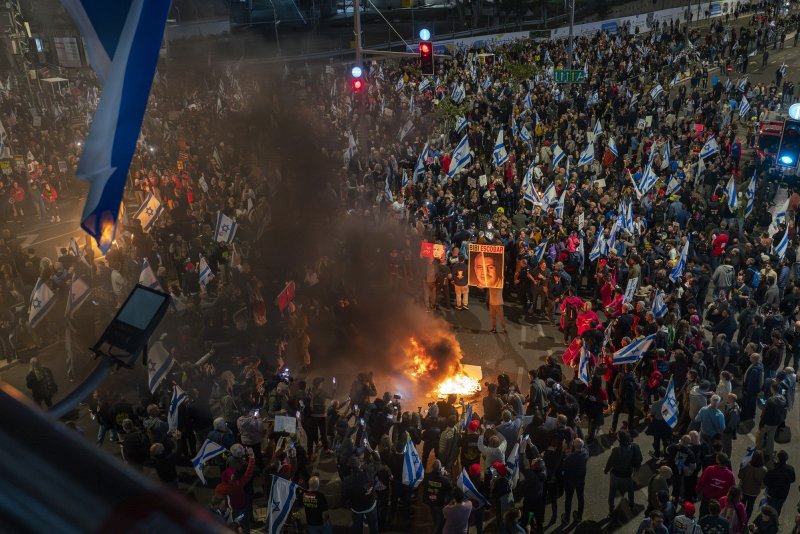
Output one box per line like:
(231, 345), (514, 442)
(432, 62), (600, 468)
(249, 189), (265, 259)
(506, 441), (521, 488)
(28, 278), (56, 329)
(669, 238), (690, 283)
(168, 385), (187, 432)
(267, 475), (299, 534)
(589, 232), (605, 262)
(147, 340), (174, 393)
(69, 237), (91, 268)
(578, 142), (594, 167)
(199, 256), (215, 289)
(448, 135), (472, 177)
(666, 176), (682, 197)
(139, 258), (162, 291)
(651, 289), (668, 318)
(451, 82), (465, 104)
(418, 77), (430, 92)
(725, 175), (737, 212)
(191, 439), (226, 484)
(745, 172), (756, 218)
(533, 239), (549, 264)
(542, 182), (558, 207)
(523, 90), (532, 108)
(699, 136), (719, 159)
(61, 0), (171, 253)
(402, 433), (424, 488)
(555, 189), (566, 219)
(661, 376), (679, 428)
(133, 192), (163, 232)
(775, 197), (790, 226)
(65, 276), (91, 318)
(552, 143), (565, 168)
(492, 129), (509, 168)
(414, 141), (429, 180)
(455, 116), (469, 134)
(457, 468), (489, 508)
(578, 345), (590, 385)
(649, 84), (664, 100)
(739, 95), (751, 118)
(662, 141), (671, 169)
(593, 119), (603, 139)
(775, 226), (790, 260)
(215, 211), (238, 244)
(520, 125), (532, 144)
(612, 334), (656, 365)
(461, 403), (472, 430)
(638, 165), (659, 197)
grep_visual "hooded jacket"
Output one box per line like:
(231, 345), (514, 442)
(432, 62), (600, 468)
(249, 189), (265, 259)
(214, 456), (255, 510)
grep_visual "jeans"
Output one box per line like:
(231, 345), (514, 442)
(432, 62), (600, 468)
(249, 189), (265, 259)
(96, 424), (119, 445)
(757, 424), (778, 462)
(351, 507), (379, 534)
(742, 493), (757, 519)
(564, 481), (585, 521)
(765, 495), (786, 515)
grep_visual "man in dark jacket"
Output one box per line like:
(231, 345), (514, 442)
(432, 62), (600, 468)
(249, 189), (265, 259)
(422, 460), (452, 534)
(343, 457), (379, 534)
(741, 353), (764, 421)
(527, 370), (548, 416)
(611, 367), (639, 433)
(763, 450), (796, 514)
(758, 381), (788, 464)
(561, 438), (589, 524)
(604, 430), (642, 516)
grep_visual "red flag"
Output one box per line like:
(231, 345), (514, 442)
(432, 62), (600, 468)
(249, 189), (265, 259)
(277, 281), (296, 313)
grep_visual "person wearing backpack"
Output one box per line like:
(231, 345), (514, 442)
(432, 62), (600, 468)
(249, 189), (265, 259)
(757, 381), (788, 466)
(719, 486), (747, 534)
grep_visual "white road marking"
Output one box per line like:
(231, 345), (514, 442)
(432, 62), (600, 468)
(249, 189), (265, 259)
(536, 324), (545, 339)
(520, 326), (527, 343)
(17, 233), (38, 249)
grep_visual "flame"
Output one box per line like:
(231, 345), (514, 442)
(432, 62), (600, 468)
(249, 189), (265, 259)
(404, 337), (481, 399)
(406, 337), (437, 378)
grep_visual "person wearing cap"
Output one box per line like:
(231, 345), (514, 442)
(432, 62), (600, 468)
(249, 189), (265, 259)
(671, 501), (700, 534)
(460, 419), (482, 470)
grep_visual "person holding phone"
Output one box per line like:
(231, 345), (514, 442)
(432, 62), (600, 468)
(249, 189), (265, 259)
(214, 448), (256, 534)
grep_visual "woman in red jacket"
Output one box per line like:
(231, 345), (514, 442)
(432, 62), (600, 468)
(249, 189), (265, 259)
(215, 452), (256, 533)
(9, 181), (24, 220)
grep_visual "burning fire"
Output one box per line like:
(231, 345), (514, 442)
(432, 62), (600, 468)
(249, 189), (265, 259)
(404, 337), (481, 398)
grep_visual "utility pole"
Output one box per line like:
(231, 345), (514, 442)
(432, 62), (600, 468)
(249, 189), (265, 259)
(567, 0), (575, 70)
(353, 0), (367, 151)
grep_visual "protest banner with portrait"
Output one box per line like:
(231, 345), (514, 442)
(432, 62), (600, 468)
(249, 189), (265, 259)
(468, 244), (504, 289)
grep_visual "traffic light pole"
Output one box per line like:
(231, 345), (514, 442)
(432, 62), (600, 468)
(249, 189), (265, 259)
(353, 0), (368, 152)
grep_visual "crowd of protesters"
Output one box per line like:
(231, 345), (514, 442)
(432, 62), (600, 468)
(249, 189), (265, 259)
(3, 0), (800, 533)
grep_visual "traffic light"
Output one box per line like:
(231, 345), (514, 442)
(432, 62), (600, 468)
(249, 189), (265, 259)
(419, 41), (434, 75)
(777, 119), (800, 167)
(351, 66), (364, 92)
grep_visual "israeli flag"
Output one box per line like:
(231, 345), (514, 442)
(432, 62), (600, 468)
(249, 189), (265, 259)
(745, 172), (756, 218)
(605, 219), (621, 256)
(649, 84), (664, 100)
(578, 345), (590, 385)
(623, 277), (638, 303)
(418, 78), (430, 92)
(612, 334), (656, 365)
(199, 256), (215, 288)
(593, 119), (603, 139)
(552, 144), (566, 168)
(666, 176), (682, 197)
(493, 129), (509, 168)
(589, 232), (605, 262)
(28, 278), (56, 329)
(629, 93), (639, 109)
(725, 78), (732, 92)
(520, 125), (532, 144)
(775, 198), (790, 226)
(482, 76), (492, 90)
(448, 135), (472, 177)
(607, 136), (619, 158)
(639, 165), (659, 196)
(168, 385), (187, 432)
(506, 441), (521, 487)
(267, 475), (299, 534)
(62, 0), (170, 253)
(455, 115), (469, 133)
(65, 276), (91, 318)
(669, 238), (690, 283)
(700, 136), (720, 160)
(533, 239), (549, 263)
(402, 170), (409, 189)
(555, 189), (566, 219)
(740, 447), (756, 469)
(147, 340), (174, 393)
(737, 77), (748, 92)
(461, 403), (473, 429)
(396, 77), (405, 92)
(512, 118), (519, 138)
(215, 211), (238, 244)
(739, 95), (751, 118)
(661, 376), (679, 428)
(191, 439), (226, 484)
(523, 90), (532, 109)
(133, 192), (163, 232)
(69, 237), (91, 268)
(384, 174), (393, 203)
(780, 63), (787, 77)
(669, 72), (681, 87)
(625, 201), (634, 233)
(402, 432), (424, 488)
(662, 141), (671, 169)
(414, 141), (429, 180)
(651, 289), (668, 318)
(775, 226), (790, 260)
(451, 82), (465, 105)
(542, 182), (558, 207)
(457, 468), (489, 508)
(725, 175), (737, 212)
(139, 258), (163, 291)
(578, 143), (594, 167)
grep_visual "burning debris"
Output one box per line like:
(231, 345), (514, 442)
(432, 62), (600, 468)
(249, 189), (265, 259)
(403, 336), (481, 399)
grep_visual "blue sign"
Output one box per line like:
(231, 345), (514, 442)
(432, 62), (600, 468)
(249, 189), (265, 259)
(601, 21), (618, 34)
(709, 2), (721, 16)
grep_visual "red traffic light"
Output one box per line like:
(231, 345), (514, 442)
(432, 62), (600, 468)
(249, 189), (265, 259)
(420, 42), (431, 55)
(353, 79), (363, 91)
